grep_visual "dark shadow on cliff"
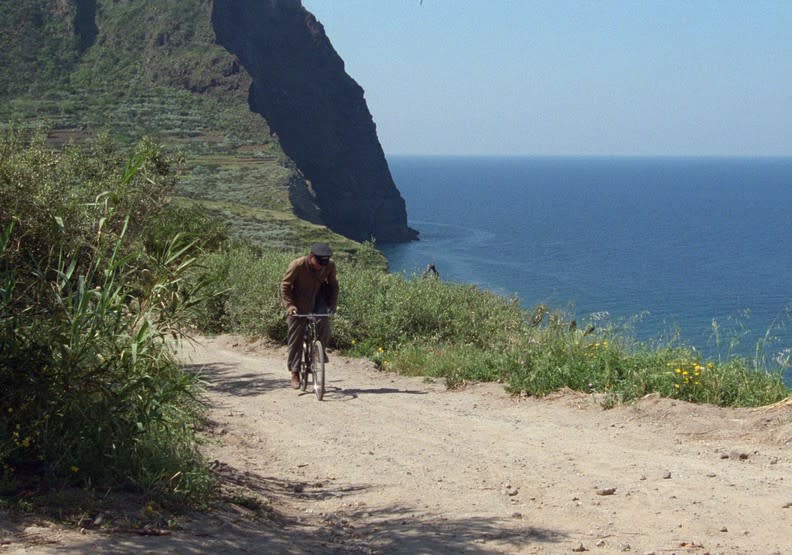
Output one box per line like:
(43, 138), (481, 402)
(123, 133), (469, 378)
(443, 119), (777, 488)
(210, 0), (418, 243)
(74, 0), (98, 53)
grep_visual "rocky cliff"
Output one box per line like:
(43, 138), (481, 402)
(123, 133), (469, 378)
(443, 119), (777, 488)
(212, 0), (417, 242)
(0, 0), (417, 244)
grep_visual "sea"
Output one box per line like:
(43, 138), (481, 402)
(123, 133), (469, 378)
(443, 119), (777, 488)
(380, 156), (792, 385)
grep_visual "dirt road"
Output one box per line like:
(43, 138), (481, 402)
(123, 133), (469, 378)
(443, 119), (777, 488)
(3, 335), (792, 554)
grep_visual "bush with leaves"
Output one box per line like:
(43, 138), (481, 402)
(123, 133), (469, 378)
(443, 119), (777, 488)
(190, 238), (789, 407)
(195, 244), (291, 337)
(0, 129), (213, 499)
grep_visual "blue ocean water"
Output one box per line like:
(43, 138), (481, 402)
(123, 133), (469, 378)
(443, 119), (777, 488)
(380, 156), (792, 383)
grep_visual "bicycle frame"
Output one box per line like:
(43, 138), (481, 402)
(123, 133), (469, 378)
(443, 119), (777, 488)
(293, 313), (331, 400)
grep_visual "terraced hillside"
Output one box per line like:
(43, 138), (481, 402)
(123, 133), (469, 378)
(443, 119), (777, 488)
(0, 0), (410, 255)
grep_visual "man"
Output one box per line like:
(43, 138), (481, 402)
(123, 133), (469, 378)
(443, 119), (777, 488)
(280, 243), (339, 389)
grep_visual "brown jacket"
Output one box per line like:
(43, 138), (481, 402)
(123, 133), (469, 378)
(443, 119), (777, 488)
(280, 255), (339, 315)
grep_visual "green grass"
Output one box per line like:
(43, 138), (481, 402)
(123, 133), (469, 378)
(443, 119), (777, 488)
(0, 85), (355, 257)
(198, 243), (790, 408)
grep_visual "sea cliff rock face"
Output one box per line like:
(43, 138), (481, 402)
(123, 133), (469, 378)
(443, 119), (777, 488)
(212, 0), (418, 242)
(1, 0), (415, 244)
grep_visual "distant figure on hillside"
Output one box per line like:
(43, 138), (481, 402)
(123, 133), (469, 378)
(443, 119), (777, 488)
(280, 243), (339, 389)
(421, 263), (440, 279)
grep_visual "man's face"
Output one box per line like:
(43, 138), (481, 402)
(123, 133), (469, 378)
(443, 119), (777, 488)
(309, 254), (330, 270)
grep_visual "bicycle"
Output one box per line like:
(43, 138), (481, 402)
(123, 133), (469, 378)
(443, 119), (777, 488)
(293, 313), (331, 400)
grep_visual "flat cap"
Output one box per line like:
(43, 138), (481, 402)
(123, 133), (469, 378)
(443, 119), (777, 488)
(310, 242), (333, 257)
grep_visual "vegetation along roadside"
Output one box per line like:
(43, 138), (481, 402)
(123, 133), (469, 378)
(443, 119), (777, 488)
(1, 130), (789, 523)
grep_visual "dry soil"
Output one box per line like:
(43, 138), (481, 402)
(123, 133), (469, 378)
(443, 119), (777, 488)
(2, 335), (792, 554)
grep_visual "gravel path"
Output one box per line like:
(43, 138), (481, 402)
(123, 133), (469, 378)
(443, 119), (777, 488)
(2, 335), (791, 554)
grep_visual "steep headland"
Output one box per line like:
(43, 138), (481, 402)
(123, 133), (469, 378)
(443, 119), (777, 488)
(212, 0), (417, 243)
(0, 0), (417, 245)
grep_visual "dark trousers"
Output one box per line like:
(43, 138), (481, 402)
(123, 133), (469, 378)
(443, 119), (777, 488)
(286, 312), (331, 373)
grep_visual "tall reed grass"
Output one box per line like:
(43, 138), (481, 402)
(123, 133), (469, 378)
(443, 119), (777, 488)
(1, 129), (213, 501)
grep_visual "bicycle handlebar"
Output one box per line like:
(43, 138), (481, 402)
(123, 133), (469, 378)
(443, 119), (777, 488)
(291, 312), (334, 318)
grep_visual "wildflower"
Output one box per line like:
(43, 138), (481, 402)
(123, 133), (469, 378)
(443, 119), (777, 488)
(70, 465), (79, 473)
(377, 347), (384, 353)
(21, 437), (30, 448)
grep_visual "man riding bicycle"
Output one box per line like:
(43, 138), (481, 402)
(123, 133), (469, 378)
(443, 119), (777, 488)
(280, 243), (338, 389)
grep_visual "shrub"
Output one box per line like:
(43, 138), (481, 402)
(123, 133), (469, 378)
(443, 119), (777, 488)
(0, 129), (212, 500)
(195, 245), (291, 337)
(187, 233), (790, 408)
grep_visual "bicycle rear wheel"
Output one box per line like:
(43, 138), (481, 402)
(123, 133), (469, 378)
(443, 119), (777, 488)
(311, 340), (325, 400)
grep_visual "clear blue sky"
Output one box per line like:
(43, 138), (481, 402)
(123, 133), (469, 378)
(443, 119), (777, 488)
(301, 0), (792, 157)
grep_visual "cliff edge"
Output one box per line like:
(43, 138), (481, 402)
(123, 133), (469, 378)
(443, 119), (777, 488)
(0, 0), (417, 245)
(212, 0), (418, 243)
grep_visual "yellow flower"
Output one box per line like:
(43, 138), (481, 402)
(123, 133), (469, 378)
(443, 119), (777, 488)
(675, 368), (682, 374)
(70, 465), (79, 473)
(21, 437), (30, 448)
(377, 347), (384, 353)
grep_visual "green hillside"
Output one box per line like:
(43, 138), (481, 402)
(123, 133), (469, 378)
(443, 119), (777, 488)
(0, 0), (363, 255)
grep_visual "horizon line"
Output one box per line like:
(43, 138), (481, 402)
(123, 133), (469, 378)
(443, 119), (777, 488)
(385, 153), (792, 159)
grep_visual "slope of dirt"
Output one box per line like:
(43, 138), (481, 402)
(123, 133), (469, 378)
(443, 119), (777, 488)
(2, 335), (791, 554)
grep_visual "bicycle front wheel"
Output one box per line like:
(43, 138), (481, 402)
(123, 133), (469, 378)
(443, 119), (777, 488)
(311, 340), (325, 400)
(299, 341), (309, 392)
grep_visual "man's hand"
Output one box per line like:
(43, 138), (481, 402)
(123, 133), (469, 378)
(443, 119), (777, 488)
(287, 306), (297, 316)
